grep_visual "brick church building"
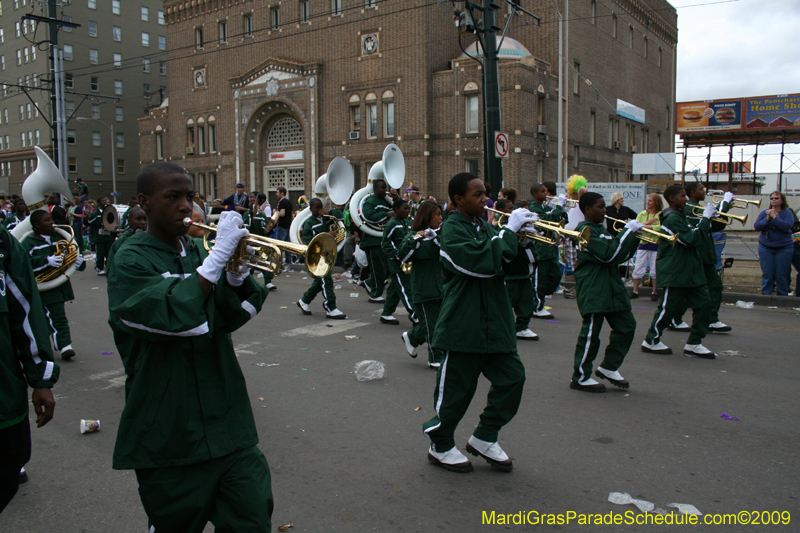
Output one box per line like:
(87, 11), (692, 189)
(139, 0), (677, 203)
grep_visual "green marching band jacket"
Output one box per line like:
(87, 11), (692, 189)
(21, 232), (85, 306)
(301, 213), (337, 245)
(359, 195), (393, 249)
(685, 199), (729, 265)
(528, 202), (563, 261)
(381, 217), (411, 275)
(432, 212), (520, 354)
(0, 225), (59, 429)
(656, 208), (711, 288)
(243, 209), (269, 237)
(108, 228), (138, 267)
(398, 231), (443, 303)
(86, 208), (115, 243)
(503, 237), (536, 281)
(107, 232), (268, 469)
(573, 222), (640, 316)
(3, 213), (25, 231)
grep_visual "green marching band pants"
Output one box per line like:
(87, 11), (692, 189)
(383, 271), (415, 320)
(505, 278), (535, 333)
(406, 300), (445, 365)
(301, 273), (336, 312)
(363, 247), (388, 299)
(44, 301), (71, 350)
(135, 446), (273, 533)
(572, 311), (636, 384)
(645, 285), (711, 346)
(532, 259), (561, 312)
(423, 351), (526, 452)
(94, 241), (112, 272)
(674, 262), (723, 326)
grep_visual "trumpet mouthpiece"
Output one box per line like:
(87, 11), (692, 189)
(183, 217), (193, 226)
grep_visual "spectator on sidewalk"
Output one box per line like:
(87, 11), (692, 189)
(753, 191), (794, 296)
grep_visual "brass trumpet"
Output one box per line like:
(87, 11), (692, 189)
(400, 229), (440, 273)
(709, 195), (761, 209)
(604, 216), (677, 247)
(184, 218), (337, 278)
(486, 207), (591, 250)
(545, 196), (578, 209)
(689, 206), (748, 226)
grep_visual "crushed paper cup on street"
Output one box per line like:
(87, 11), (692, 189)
(344, 335), (359, 340)
(608, 492), (654, 513)
(354, 360), (385, 381)
(735, 300), (755, 309)
(335, 285), (342, 289)
(278, 523), (294, 532)
(350, 293), (360, 298)
(80, 419), (100, 434)
(667, 503), (702, 515)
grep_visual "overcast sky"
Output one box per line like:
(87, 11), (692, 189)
(671, 0), (800, 179)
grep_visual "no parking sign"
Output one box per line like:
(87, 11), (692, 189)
(494, 131), (509, 159)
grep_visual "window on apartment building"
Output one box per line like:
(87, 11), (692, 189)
(573, 145), (580, 168)
(63, 15), (73, 32)
(142, 32), (150, 47)
(155, 127), (164, 160)
(641, 129), (648, 153)
(208, 116), (217, 153)
(332, 0), (342, 16)
(383, 91), (395, 138)
(115, 106), (123, 122)
(366, 0), (376, 7)
(0, 55), (4, 71)
(68, 157), (77, 173)
(301, 1), (310, 23)
(23, 47), (28, 63)
(65, 101), (75, 116)
(26, 103), (31, 119)
(537, 94), (545, 126)
(30, 45), (36, 61)
(219, 20), (228, 42)
(91, 105), (100, 119)
(466, 95), (479, 133)
(466, 159), (480, 177)
(92, 131), (101, 147)
(91, 77), (99, 91)
(93, 158), (102, 174)
(573, 61), (580, 95)
(20, 132), (26, 147)
(89, 49), (98, 64)
(186, 118), (195, 152)
(67, 130), (76, 144)
(88, 21), (97, 37)
(365, 93), (377, 139)
(114, 80), (122, 95)
(113, 26), (121, 41)
(112, 1), (120, 15)
(591, 0), (596, 24)
(88, 0), (96, 8)
(349, 94), (361, 133)
(271, 8), (280, 29)
(114, 53), (122, 68)
(589, 111), (596, 145)
(158, 36), (166, 50)
(63, 44), (73, 60)
(195, 28), (203, 48)
(644, 37), (648, 58)
(612, 15), (617, 38)
(665, 106), (670, 130)
(656, 133), (661, 153)
(158, 11), (165, 25)
(658, 47), (663, 68)
(141, 6), (149, 21)
(244, 14), (254, 36)
(608, 118), (619, 149)
(64, 73), (74, 88)
(629, 26), (633, 48)
(117, 159), (125, 174)
(143, 84), (150, 97)
(116, 132), (124, 148)
(18, 105), (23, 121)
(197, 118), (206, 154)
(143, 58), (150, 72)
(159, 61), (167, 75)
(15, 21), (20, 38)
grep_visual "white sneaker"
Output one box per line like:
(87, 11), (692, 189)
(326, 308), (346, 319)
(427, 445), (473, 473)
(532, 309), (554, 319)
(342, 271), (352, 278)
(297, 300), (311, 315)
(466, 435), (513, 471)
(60, 345), (76, 360)
(595, 367), (630, 389)
(641, 340), (672, 354)
(554, 287), (564, 295)
(709, 321), (732, 332)
(669, 320), (691, 331)
(516, 328), (539, 340)
(97, 270), (106, 276)
(684, 344), (716, 359)
(428, 362), (441, 369)
(380, 315), (399, 325)
(401, 331), (418, 357)
(257, 272), (264, 278)
(368, 296), (385, 303)
(266, 283), (277, 291)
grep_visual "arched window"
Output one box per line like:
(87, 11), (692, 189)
(267, 117), (304, 149)
(365, 93), (378, 139)
(186, 118), (195, 154)
(155, 125), (164, 160)
(208, 115), (217, 153)
(196, 117), (206, 154)
(382, 90), (395, 138)
(349, 94), (361, 134)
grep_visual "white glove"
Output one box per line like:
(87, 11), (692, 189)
(74, 254), (85, 268)
(723, 191), (734, 204)
(624, 220), (644, 233)
(557, 194), (568, 207)
(519, 222), (537, 234)
(226, 263), (251, 287)
(528, 211), (540, 222)
(196, 211), (250, 284)
(702, 203), (717, 220)
(46, 255), (63, 268)
(423, 228), (438, 240)
(505, 208), (538, 233)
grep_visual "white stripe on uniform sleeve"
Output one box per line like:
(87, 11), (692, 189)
(43, 361), (54, 380)
(590, 228), (633, 264)
(120, 319), (210, 337)
(241, 300), (257, 318)
(5, 272), (41, 362)
(439, 249), (494, 278)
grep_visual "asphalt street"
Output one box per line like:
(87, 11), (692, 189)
(2, 260), (799, 532)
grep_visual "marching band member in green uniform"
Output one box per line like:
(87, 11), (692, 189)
(296, 198), (346, 319)
(670, 183), (733, 333)
(86, 196), (115, 275)
(380, 198), (416, 325)
(118, 198), (140, 233)
(528, 183), (565, 319)
(570, 193), (642, 392)
(423, 173), (536, 473)
(244, 193), (276, 291)
(3, 199), (27, 231)
(360, 178), (393, 303)
(398, 201), (444, 367)
(642, 185), (718, 359)
(107, 206), (147, 269)
(22, 210), (86, 361)
(0, 223), (58, 512)
(107, 162), (273, 532)
(495, 199), (539, 341)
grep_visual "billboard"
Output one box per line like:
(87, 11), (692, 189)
(556, 182), (647, 213)
(677, 93), (800, 135)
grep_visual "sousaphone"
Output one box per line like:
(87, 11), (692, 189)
(349, 144), (405, 237)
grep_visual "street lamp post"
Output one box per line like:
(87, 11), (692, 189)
(77, 117), (117, 204)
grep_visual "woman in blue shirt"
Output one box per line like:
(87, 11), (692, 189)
(753, 191), (795, 295)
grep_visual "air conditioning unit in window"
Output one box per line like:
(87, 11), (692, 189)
(613, 141), (621, 150)
(186, 146), (195, 154)
(349, 131), (360, 140)
(537, 125), (547, 135)
(631, 145), (638, 153)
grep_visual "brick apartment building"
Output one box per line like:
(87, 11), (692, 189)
(0, 0), (168, 200)
(139, 0), (677, 204)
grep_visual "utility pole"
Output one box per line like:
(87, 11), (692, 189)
(452, 1), (539, 199)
